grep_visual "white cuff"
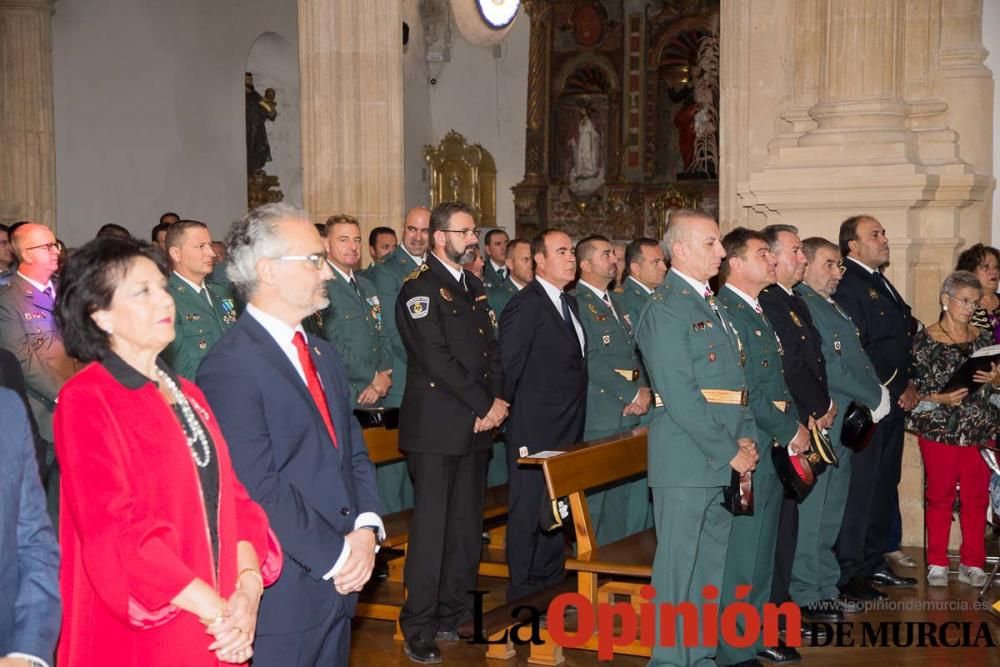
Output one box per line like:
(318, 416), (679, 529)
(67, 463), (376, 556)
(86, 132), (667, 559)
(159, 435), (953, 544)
(321, 513), (385, 580)
(8, 653), (50, 667)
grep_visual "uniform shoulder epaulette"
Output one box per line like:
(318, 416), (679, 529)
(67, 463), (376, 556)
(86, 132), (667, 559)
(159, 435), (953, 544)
(404, 264), (428, 283)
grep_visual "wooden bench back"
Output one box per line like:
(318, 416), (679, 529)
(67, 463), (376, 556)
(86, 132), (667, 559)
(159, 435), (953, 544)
(362, 426), (404, 465)
(530, 428), (648, 555)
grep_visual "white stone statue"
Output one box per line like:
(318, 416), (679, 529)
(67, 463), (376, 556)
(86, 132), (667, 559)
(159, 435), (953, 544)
(568, 108), (605, 195)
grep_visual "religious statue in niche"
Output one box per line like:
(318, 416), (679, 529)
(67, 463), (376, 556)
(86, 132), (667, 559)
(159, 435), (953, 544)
(246, 73), (278, 175)
(568, 107), (605, 195)
(245, 72), (283, 208)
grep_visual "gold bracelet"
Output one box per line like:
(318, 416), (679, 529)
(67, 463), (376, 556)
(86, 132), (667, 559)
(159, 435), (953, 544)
(236, 568), (264, 596)
(200, 609), (225, 627)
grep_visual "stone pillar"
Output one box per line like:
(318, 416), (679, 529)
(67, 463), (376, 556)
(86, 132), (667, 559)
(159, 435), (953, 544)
(512, 0), (552, 237)
(297, 0), (403, 264)
(0, 0), (56, 230)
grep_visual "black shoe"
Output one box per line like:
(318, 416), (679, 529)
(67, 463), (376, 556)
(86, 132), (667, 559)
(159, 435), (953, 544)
(800, 599), (844, 623)
(404, 639), (442, 664)
(839, 578), (886, 601)
(756, 646), (802, 664)
(867, 567), (917, 587)
(434, 630), (460, 642)
(799, 621), (829, 643)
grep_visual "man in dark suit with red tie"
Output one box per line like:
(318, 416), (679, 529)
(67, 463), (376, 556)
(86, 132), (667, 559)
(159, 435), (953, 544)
(833, 215), (918, 601)
(499, 229), (588, 601)
(198, 203), (383, 666)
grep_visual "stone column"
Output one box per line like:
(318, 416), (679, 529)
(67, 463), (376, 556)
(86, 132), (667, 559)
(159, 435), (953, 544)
(297, 0), (403, 263)
(512, 0), (552, 237)
(0, 0), (56, 230)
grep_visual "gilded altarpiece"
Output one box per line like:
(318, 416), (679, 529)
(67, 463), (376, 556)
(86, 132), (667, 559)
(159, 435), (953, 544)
(513, 0), (720, 241)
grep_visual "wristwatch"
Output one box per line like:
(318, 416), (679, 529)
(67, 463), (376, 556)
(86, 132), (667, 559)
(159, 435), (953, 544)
(365, 525), (383, 551)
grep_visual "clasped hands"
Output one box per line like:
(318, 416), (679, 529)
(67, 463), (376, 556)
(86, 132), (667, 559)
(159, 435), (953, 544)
(474, 398), (509, 433)
(357, 369), (393, 406)
(622, 387), (653, 417)
(333, 528), (378, 595)
(729, 437), (759, 474)
(205, 573), (263, 664)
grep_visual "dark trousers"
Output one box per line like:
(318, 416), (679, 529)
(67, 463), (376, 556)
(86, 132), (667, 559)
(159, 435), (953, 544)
(505, 442), (566, 600)
(252, 596), (351, 666)
(770, 494), (799, 604)
(836, 415), (904, 585)
(399, 449), (490, 642)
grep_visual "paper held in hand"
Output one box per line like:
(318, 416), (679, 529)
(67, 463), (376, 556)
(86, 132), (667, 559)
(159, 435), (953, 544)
(939, 344), (1000, 394)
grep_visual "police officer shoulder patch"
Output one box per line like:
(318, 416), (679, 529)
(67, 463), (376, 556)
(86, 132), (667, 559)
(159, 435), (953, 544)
(407, 296), (430, 319)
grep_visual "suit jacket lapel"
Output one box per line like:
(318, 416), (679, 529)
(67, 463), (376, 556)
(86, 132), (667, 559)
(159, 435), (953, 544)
(308, 333), (345, 461)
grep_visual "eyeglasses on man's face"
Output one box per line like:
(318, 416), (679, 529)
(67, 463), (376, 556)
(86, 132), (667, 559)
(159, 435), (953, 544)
(274, 253), (328, 270)
(439, 228), (481, 239)
(26, 242), (61, 254)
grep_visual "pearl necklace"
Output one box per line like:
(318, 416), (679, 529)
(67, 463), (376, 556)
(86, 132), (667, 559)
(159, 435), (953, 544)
(156, 369), (211, 468)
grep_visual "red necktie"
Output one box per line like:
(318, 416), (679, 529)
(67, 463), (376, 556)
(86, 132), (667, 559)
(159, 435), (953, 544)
(292, 331), (338, 448)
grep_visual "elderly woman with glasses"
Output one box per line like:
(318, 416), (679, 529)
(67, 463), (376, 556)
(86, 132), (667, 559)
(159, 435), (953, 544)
(907, 270), (1000, 588)
(53, 237), (282, 666)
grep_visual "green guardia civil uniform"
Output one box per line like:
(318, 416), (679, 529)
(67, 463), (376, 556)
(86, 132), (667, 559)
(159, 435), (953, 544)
(716, 285), (801, 665)
(635, 269), (756, 667)
(368, 247), (422, 512)
(614, 277), (657, 427)
(369, 246), (422, 409)
(317, 268), (391, 407)
(792, 282), (882, 606)
(486, 278), (518, 321)
(163, 274), (238, 379)
(572, 283), (652, 546)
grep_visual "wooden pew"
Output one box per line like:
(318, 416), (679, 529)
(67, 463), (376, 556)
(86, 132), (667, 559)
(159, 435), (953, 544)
(357, 426), (511, 626)
(516, 428), (654, 661)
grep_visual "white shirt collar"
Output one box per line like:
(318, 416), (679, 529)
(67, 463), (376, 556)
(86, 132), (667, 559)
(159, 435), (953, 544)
(490, 259), (505, 273)
(17, 272), (54, 294)
(627, 275), (653, 295)
(577, 278), (610, 301)
(723, 283), (762, 311)
(173, 271), (207, 293)
(245, 303), (309, 383)
(670, 267), (710, 295)
(329, 262), (355, 283)
(534, 274), (565, 303)
(401, 246), (425, 267)
(429, 251), (464, 283)
(847, 255), (878, 275)
(776, 282), (795, 296)
(510, 276), (526, 291)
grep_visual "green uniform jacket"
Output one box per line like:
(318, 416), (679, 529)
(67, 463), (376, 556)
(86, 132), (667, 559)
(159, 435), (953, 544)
(572, 285), (648, 438)
(718, 286), (800, 476)
(163, 274), (238, 379)
(483, 261), (506, 290)
(487, 279), (519, 321)
(614, 276), (653, 334)
(368, 247), (422, 407)
(795, 283), (882, 413)
(635, 270), (756, 487)
(318, 269), (391, 407)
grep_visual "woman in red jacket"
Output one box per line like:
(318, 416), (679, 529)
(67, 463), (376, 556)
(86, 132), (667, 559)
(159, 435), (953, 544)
(53, 237), (282, 666)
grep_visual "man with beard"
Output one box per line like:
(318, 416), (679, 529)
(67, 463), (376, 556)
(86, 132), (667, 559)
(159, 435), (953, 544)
(395, 201), (507, 663)
(791, 237), (890, 621)
(833, 215), (918, 600)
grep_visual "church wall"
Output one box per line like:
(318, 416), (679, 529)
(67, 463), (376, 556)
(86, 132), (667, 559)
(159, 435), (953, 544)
(986, 0), (1000, 245)
(51, 0), (298, 246)
(402, 0), (528, 234)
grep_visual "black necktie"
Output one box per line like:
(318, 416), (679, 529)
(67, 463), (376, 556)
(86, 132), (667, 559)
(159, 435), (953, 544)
(498, 268), (506, 281)
(349, 277), (361, 298)
(560, 293), (579, 346)
(42, 285), (53, 299)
